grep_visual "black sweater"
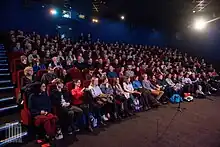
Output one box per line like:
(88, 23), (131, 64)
(28, 92), (52, 117)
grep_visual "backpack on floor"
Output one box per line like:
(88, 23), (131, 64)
(169, 94), (183, 104)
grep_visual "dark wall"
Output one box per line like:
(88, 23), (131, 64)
(170, 26), (220, 70)
(0, 0), (168, 46)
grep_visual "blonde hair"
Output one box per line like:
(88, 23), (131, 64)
(24, 66), (33, 76)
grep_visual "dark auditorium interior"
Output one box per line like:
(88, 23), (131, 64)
(0, 0), (220, 147)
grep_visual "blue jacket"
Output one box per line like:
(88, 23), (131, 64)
(107, 72), (118, 78)
(132, 80), (142, 90)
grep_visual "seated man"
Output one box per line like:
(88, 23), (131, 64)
(41, 66), (57, 85)
(107, 66), (118, 78)
(142, 74), (164, 100)
(125, 65), (135, 78)
(28, 82), (63, 141)
(51, 79), (83, 134)
(28, 49), (40, 65)
(85, 69), (95, 80)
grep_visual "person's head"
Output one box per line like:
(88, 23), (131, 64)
(48, 66), (54, 73)
(152, 75), (156, 81)
(74, 80), (81, 88)
(77, 56), (82, 62)
(121, 67), (125, 72)
(36, 39), (40, 45)
(16, 42), (20, 48)
(115, 59), (119, 64)
(62, 69), (67, 76)
(136, 66), (140, 71)
(98, 68), (103, 73)
(89, 69), (94, 75)
(127, 65), (132, 70)
(134, 75), (139, 81)
(158, 74), (163, 80)
(91, 77), (99, 86)
(52, 57), (57, 63)
(27, 43), (32, 50)
(88, 58), (93, 64)
(185, 73), (189, 78)
(124, 76), (131, 83)
(24, 67), (33, 77)
(20, 55), (27, 64)
(40, 83), (46, 92)
(32, 49), (37, 55)
(58, 51), (63, 56)
(143, 74), (148, 80)
(98, 58), (103, 64)
(103, 77), (109, 84)
(55, 79), (64, 90)
(109, 65), (114, 72)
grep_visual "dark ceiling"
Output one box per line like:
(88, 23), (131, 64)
(29, 0), (220, 32)
(92, 0), (220, 32)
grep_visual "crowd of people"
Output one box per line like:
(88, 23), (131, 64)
(9, 30), (220, 144)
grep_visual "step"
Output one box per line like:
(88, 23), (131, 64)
(0, 63), (8, 66)
(0, 97), (15, 108)
(0, 68), (9, 71)
(0, 73), (10, 76)
(0, 60), (7, 63)
(0, 57), (7, 59)
(0, 50), (6, 53)
(0, 131), (28, 146)
(0, 80), (11, 84)
(0, 86), (14, 90)
(0, 121), (19, 132)
(0, 104), (18, 112)
(0, 96), (14, 102)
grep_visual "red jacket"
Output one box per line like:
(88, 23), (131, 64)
(71, 87), (84, 105)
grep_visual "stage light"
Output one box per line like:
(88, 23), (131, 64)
(193, 10), (195, 13)
(92, 18), (99, 23)
(50, 9), (57, 15)
(193, 18), (207, 30)
(121, 16), (125, 20)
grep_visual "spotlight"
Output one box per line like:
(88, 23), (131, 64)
(193, 18), (207, 30)
(50, 9), (57, 15)
(92, 18), (99, 23)
(193, 10), (195, 13)
(121, 15), (125, 20)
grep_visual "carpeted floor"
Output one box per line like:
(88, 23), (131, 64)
(23, 96), (220, 147)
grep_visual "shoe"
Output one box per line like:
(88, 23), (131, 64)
(88, 126), (93, 132)
(208, 91), (212, 95)
(74, 126), (80, 132)
(102, 115), (109, 121)
(211, 87), (217, 91)
(100, 121), (107, 126)
(68, 126), (73, 135)
(107, 113), (111, 119)
(55, 129), (63, 140)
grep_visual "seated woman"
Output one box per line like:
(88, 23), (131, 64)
(21, 66), (35, 88)
(71, 80), (93, 132)
(142, 74), (164, 100)
(132, 76), (160, 109)
(88, 77), (110, 122)
(123, 76), (141, 110)
(16, 55), (28, 71)
(100, 77), (120, 120)
(112, 78), (133, 116)
(28, 82), (63, 141)
(51, 79), (83, 135)
(119, 67), (125, 78)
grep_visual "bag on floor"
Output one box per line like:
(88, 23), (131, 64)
(183, 93), (193, 102)
(169, 94), (183, 104)
(89, 113), (97, 128)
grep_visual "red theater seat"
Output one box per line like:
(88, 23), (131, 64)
(37, 69), (48, 80)
(66, 81), (73, 92)
(83, 80), (91, 88)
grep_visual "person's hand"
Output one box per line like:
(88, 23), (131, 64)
(81, 88), (85, 92)
(40, 110), (45, 115)
(44, 111), (48, 115)
(66, 102), (70, 107)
